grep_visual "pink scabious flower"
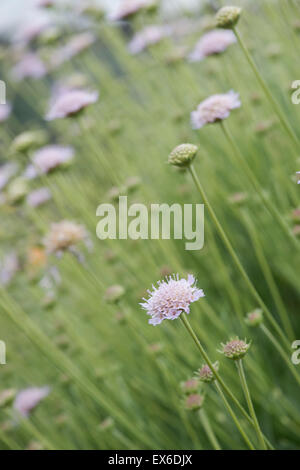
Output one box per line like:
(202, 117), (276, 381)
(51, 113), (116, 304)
(0, 103), (12, 122)
(188, 29), (236, 62)
(191, 90), (241, 129)
(26, 187), (52, 207)
(25, 145), (74, 178)
(45, 89), (98, 121)
(140, 274), (204, 325)
(13, 386), (50, 417)
(128, 25), (170, 54)
(12, 53), (46, 81)
(44, 220), (88, 254)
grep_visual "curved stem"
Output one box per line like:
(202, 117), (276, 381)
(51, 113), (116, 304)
(236, 360), (267, 450)
(188, 163), (290, 350)
(199, 409), (221, 450)
(214, 381), (255, 450)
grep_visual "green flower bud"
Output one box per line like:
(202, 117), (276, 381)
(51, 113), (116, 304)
(168, 143), (198, 168)
(215, 6), (242, 29)
(11, 130), (48, 154)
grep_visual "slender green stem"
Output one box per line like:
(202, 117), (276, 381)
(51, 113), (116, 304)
(242, 210), (295, 340)
(180, 314), (271, 447)
(221, 120), (299, 251)
(188, 163), (290, 350)
(214, 381), (255, 450)
(236, 359), (267, 450)
(233, 26), (299, 149)
(260, 323), (300, 387)
(199, 408), (221, 450)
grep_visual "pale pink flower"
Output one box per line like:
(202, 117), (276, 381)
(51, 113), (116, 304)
(50, 32), (95, 68)
(191, 90), (241, 129)
(45, 89), (98, 120)
(296, 171), (300, 184)
(140, 274), (204, 325)
(189, 29), (236, 62)
(12, 53), (46, 81)
(26, 187), (52, 207)
(25, 145), (74, 178)
(14, 386), (50, 417)
(109, 0), (151, 21)
(128, 25), (170, 54)
(0, 103), (12, 122)
(44, 220), (88, 254)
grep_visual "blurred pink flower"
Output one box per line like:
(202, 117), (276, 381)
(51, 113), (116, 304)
(45, 89), (98, 120)
(26, 187), (52, 207)
(44, 220), (88, 254)
(128, 25), (170, 54)
(140, 274), (204, 325)
(14, 386), (50, 417)
(12, 53), (46, 81)
(50, 32), (95, 68)
(189, 29), (236, 62)
(109, 0), (151, 21)
(25, 145), (74, 178)
(0, 103), (12, 122)
(191, 90), (241, 129)
(15, 16), (51, 44)
(296, 171), (300, 184)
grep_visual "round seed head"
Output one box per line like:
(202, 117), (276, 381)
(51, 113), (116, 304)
(168, 143), (198, 167)
(197, 361), (219, 383)
(215, 6), (242, 29)
(184, 393), (204, 411)
(220, 338), (250, 360)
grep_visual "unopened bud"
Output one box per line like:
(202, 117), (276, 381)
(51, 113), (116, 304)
(168, 143), (198, 168)
(197, 362), (219, 383)
(184, 393), (204, 411)
(215, 6), (241, 29)
(180, 378), (199, 395)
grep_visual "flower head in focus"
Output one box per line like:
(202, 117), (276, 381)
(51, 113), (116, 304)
(44, 220), (88, 255)
(191, 91), (241, 129)
(140, 274), (204, 325)
(13, 386), (50, 417)
(45, 89), (98, 121)
(168, 143), (198, 167)
(188, 29), (236, 62)
(219, 337), (251, 360)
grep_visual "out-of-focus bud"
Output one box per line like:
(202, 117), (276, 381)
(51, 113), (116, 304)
(215, 6), (241, 29)
(184, 393), (204, 411)
(10, 130), (48, 154)
(180, 378), (199, 395)
(197, 362), (219, 383)
(245, 309), (263, 327)
(104, 285), (125, 303)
